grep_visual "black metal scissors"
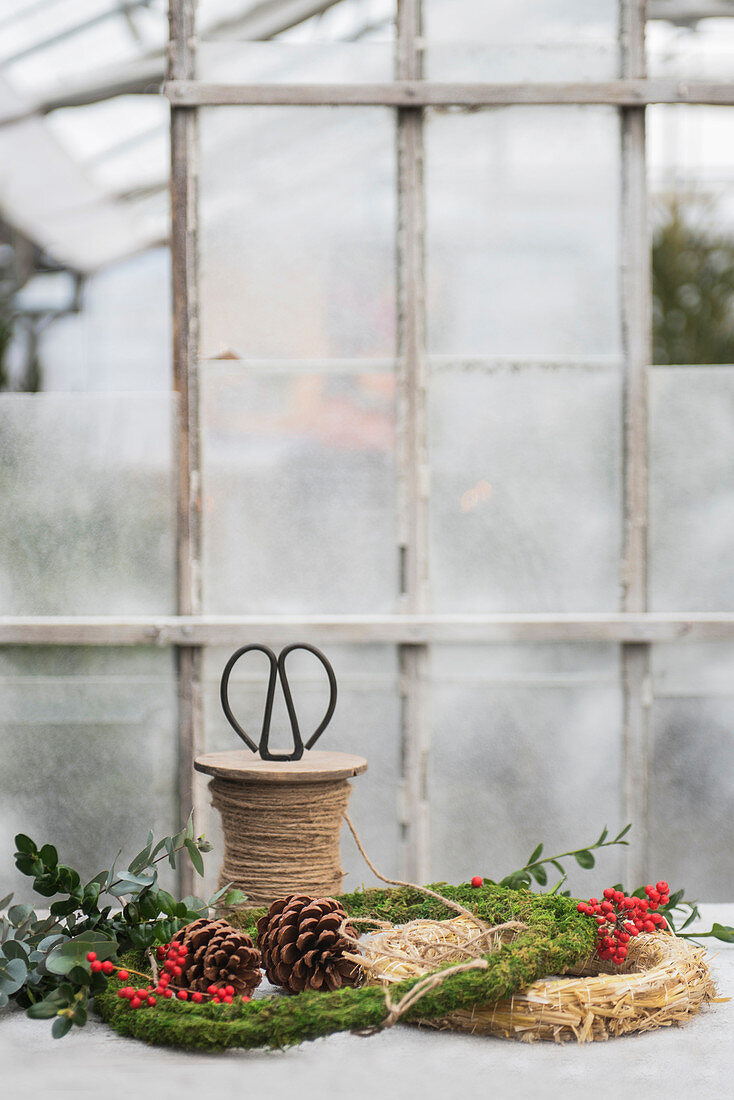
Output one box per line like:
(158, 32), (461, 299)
(219, 643), (337, 762)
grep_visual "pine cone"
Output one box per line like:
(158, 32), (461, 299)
(256, 894), (362, 993)
(170, 917), (262, 997)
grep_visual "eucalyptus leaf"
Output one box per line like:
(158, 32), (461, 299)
(8, 904), (34, 925)
(0, 957), (27, 995)
(529, 864), (548, 886)
(0, 991), (8, 1009)
(14, 835), (36, 856)
(39, 845), (58, 869)
(1, 940), (30, 962)
(0, 893), (13, 910)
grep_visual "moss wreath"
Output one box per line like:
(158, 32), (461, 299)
(94, 883), (596, 1052)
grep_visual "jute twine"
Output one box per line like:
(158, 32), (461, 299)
(209, 775), (351, 904)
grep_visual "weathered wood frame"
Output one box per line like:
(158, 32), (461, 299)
(5, 0), (729, 886)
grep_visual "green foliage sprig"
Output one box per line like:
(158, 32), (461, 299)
(1, 815), (244, 1038)
(484, 823), (632, 892)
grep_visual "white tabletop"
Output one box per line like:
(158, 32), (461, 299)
(2, 904), (733, 1100)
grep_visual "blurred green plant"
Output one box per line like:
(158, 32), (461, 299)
(653, 196), (734, 365)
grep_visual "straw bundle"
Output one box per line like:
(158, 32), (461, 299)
(361, 921), (717, 1043)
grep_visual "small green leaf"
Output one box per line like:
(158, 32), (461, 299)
(39, 844), (58, 868)
(680, 907), (699, 931)
(14, 856), (37, 877)
(185, 811), (195, 841)
(27, 998), (63, 1020)
(596, 826), (608, 845)
(574, 850), (595, 869)
(222, 888), (246, 907)
(1, 940), (30, 962)
(668, 889), (685, 908)
(184, 838), (204, 877)
(527, 843), (543, 865)
(72, 1002), (88, 1027)
(0, 991), (8, 1008)
(0, 957), (27, 995)
(67, 966), (91, 986)
(50, 899), (79, 918)
(710, 923), (734, 944)
(52, 1015), (73, 1039)
(14, 834), (36, 856)
(529, 864), (548, 887)
(614, 824), (632, 842)
(0, 893), (13, 910)
(164, 837), (176, 869)
(8, 904), (34, 925)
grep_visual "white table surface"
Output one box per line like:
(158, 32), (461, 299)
(2, 904), (732, 1100)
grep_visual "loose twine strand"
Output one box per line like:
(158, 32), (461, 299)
(341, 812), (527, 1029)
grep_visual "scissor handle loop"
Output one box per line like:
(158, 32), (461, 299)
(220, 643), (277, 754)
(219, 642), (337, 761)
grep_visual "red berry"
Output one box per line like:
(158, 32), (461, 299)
(101, 960), (115, 975)
(117, 989), (127, 999)
(657, 881), (669, 894)
(173, 966), (183, 978)
(90, 960), (103, 973)
(135, 988), (147, 999)
(178, 945), (188, 956)
(156, 946), (166, 960)
(207, 985), (218, 996)
(177, 990), (188, 1001)
(86, 952), (97, 963)
(192, 992), (203, 1003)
(164, 960), (176, 973)
(146, 996), (156, 1007)
(163, 989), (173, 998)
(470, 876), (483, 888)
(130, 997), (142, 1009)
(224, 985), (235, 996)
(223, 995), (233, 1004)
(117, 969), (129, 981)
(241, 996), (250, 1003)
(159, 974), (170, 986)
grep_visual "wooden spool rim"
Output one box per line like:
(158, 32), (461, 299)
(194, 749), (368, 783)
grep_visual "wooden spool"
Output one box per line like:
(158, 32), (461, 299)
(195, 750), (368, 905)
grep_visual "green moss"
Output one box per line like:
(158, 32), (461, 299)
(95, 884), (595, 1052)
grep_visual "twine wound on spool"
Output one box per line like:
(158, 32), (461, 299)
(210, 775), (352, 905)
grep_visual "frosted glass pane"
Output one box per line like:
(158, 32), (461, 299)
(652, 642), (734, 698)
(650, 369), (734, 610)
(0, 647), (178, 900)
(199, 108), (396, 359)
(428, 368), (622, 612)
(426, 108), (621, 357)
(201, 365), (397, 613)
(650, 698), (734, 901)
(428, 645), (624, 895)
(425, 0), (618, 80)
(0, 393), (176, 614)
(648, 19), (734, 82)
(200, 645), (401, 896)
(197, 41), (392, 82)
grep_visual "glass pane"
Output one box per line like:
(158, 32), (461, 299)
(426, 108), (621, 357)
(648, 107), (734, 366)
(648, 16), (734, 82)
(0, 647), (178, 899)
(200, 645), (401, 896)
(199, 108), (396, 359)
(197, 40), (392, 82)
(425, 0), (619, 80)
(650, 696), (734, 900)
(201, 364), (397, 613)
(428, 367), (622, 612)
(427, 644), (625, 895)
(650, 368), (734, 610)
(0, 393), (176, 614)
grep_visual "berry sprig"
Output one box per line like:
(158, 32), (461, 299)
(577, 881), (670, 964)
(86, 945), (252, 1012)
